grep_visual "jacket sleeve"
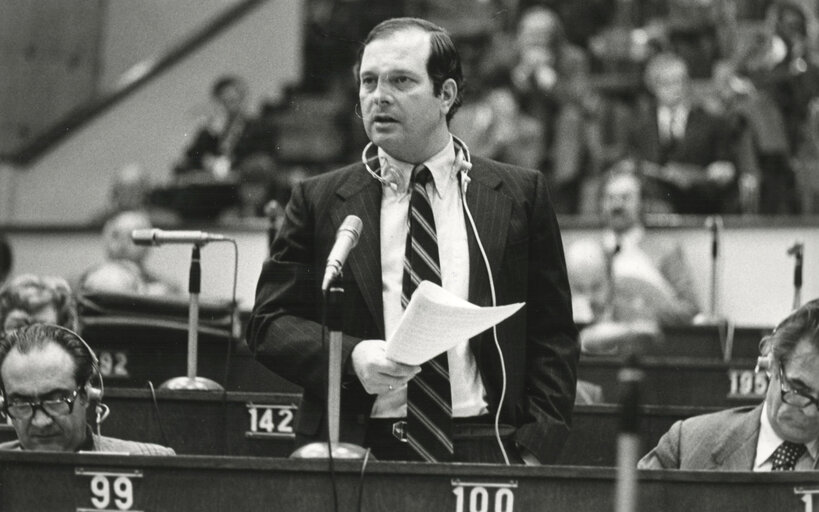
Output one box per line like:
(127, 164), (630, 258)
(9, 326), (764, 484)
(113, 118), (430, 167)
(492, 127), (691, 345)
(513, 170), (580, 463)
(638, 419), (683, 469)
(245, 181), (367, 403)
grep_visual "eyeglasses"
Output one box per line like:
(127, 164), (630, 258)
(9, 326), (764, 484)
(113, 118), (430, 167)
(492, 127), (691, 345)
(779, 362), (819, 410)
(4, 387), (82, 420)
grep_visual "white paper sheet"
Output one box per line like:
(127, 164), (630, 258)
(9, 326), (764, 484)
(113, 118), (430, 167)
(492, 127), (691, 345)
(385, 281), (524, 365)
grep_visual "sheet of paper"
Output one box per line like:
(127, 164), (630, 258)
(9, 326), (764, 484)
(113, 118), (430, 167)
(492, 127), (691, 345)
(385, 281), (524, 365)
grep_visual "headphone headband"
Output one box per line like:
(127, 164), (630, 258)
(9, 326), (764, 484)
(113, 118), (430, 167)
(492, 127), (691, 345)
(0, 323), (104, 407)
(361, 136), (472, 192)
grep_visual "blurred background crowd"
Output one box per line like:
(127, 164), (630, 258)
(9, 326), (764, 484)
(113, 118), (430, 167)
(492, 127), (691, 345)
(146, 0), (819, 221)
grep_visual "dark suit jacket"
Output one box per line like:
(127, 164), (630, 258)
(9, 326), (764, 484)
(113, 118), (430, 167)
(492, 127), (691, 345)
(247, 155), (579, 463)
(628, 100), (740, 214)
(629, 100), (732, 168)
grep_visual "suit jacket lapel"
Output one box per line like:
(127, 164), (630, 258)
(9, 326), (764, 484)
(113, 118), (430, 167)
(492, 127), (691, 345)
(712, 404), (763, 470)
(464, 161), (511, 308)
(330, 166), (385, 338)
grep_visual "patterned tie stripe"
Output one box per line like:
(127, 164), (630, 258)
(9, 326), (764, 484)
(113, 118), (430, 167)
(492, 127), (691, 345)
(771, 441), (806, 471)
(402, 164), (454, 462)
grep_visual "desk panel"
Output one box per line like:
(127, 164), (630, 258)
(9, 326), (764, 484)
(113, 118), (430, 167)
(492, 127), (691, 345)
(0, 391), (718, 466)
(1, 453), (818, 511)
(579, 356), (767, 406)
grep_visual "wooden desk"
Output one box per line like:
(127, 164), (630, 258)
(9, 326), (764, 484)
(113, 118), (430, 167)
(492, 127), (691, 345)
(579, 355), (768, 406)
(1, 452), (818, 511)
(609, 323), (769, 360)
(0, 391), (720, 466)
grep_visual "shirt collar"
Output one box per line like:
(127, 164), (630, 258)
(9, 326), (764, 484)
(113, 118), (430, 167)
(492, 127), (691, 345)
(755, 402), (819, 468)
(378, 137), (457, 198)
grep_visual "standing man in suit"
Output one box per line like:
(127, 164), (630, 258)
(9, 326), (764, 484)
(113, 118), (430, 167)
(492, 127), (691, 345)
(247, 17), (578, 464)
(639, 299), (819, 470)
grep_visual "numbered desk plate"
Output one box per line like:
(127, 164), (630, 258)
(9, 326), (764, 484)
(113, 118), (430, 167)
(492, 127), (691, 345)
(245, 402), (297, 438)
(75, 468), (143, 512)
(727, 368), (768, 401)
(451, 479), (517, 512)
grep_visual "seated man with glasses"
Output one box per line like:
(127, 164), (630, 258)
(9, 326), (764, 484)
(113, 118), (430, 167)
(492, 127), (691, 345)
(639, 299), (819, 470)
(0, 324), (174, 454)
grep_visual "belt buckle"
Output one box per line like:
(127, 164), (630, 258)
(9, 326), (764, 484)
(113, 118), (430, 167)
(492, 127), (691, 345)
(391, 420), (408, 443)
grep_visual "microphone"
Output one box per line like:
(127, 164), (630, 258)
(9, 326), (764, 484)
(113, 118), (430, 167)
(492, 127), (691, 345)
(131, 229), (228, 246)
(322, 215), (363, 291)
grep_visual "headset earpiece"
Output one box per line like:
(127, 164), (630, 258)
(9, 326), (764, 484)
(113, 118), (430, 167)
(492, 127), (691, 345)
(755, 352), (774, 375)
(85, 381), (103, 403)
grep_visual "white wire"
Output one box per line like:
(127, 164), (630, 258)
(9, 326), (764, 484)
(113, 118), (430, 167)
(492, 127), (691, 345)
(460, 174), (510, 466)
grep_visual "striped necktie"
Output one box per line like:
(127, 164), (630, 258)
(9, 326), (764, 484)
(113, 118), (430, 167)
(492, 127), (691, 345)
(402, 164), (454, 462)
(771, 441), (806, 471)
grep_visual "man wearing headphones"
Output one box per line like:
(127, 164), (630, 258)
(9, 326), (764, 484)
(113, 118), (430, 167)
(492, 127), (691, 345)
(0, 324), (174, 454)
(639, 299), (819, 470)
(248, 17), (577, 464)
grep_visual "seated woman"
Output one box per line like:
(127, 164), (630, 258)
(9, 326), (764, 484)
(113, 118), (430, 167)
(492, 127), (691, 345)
(0, 274), (77, 332)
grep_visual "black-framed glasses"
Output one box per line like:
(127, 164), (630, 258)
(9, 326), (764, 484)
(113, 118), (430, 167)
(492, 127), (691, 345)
(779, 362), (819, 410)
(4, 386), (82, 420)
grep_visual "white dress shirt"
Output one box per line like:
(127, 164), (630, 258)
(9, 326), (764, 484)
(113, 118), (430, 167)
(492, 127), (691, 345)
(754, 402), (818, 471)
(657, 104), (689, 142)
(371, 137), (488, 418)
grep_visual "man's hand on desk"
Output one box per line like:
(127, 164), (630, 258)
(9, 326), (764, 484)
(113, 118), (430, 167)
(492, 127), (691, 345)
(351, 339), (421, 395)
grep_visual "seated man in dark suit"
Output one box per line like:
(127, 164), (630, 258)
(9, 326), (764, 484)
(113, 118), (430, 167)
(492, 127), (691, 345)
(639, 299), (819, 470)
(628, 52), (745, 214)
(0, 324), (174, 455)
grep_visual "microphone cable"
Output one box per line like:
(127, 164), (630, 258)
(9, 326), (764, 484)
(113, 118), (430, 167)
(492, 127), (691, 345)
(460, 174), (509, 465)
(221, 239), (240, 392)
(146, 380), (171, 448)
(356, 447), (372, 512)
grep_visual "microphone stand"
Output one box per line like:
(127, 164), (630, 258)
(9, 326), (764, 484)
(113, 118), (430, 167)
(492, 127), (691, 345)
(787, 242), (804, 310)
(161, 245), (224, 391)
(615, 352), (644, 512)
(291, 280), (367, 459)
(706, 216), (723, 319)
(603, 238), (621, 322)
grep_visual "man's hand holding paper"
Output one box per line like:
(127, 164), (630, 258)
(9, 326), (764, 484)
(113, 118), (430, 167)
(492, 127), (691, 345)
(385, 281), (524, 366)
(351, 339), (421, 395)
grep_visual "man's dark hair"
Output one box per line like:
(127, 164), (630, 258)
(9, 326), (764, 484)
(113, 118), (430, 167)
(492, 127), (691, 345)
(355, 17), (464, 123)
(0, 324), (96, 394)
(761, 299), (819, 363)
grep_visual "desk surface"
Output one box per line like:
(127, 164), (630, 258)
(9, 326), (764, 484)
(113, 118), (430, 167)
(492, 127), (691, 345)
(1, 452), (818, 512)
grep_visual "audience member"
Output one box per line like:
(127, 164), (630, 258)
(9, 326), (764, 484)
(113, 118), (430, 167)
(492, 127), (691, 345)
(0, 275), (77, 332)
(451, 52), (544, 170)
(79, 211), (180, 296)
(90, 164), (180, 227)
(0, 324), (174, 454)
(726, 2), (819, 215)
(567, 164), (700, 334)
(174, 75), (278, 217)
(628, 52), (746, 214)
(504, 6), (599, 213)
(639, 299), (819, 470)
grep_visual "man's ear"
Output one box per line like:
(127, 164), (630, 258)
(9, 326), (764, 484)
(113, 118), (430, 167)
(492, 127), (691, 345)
(439, 78), (457, 114)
